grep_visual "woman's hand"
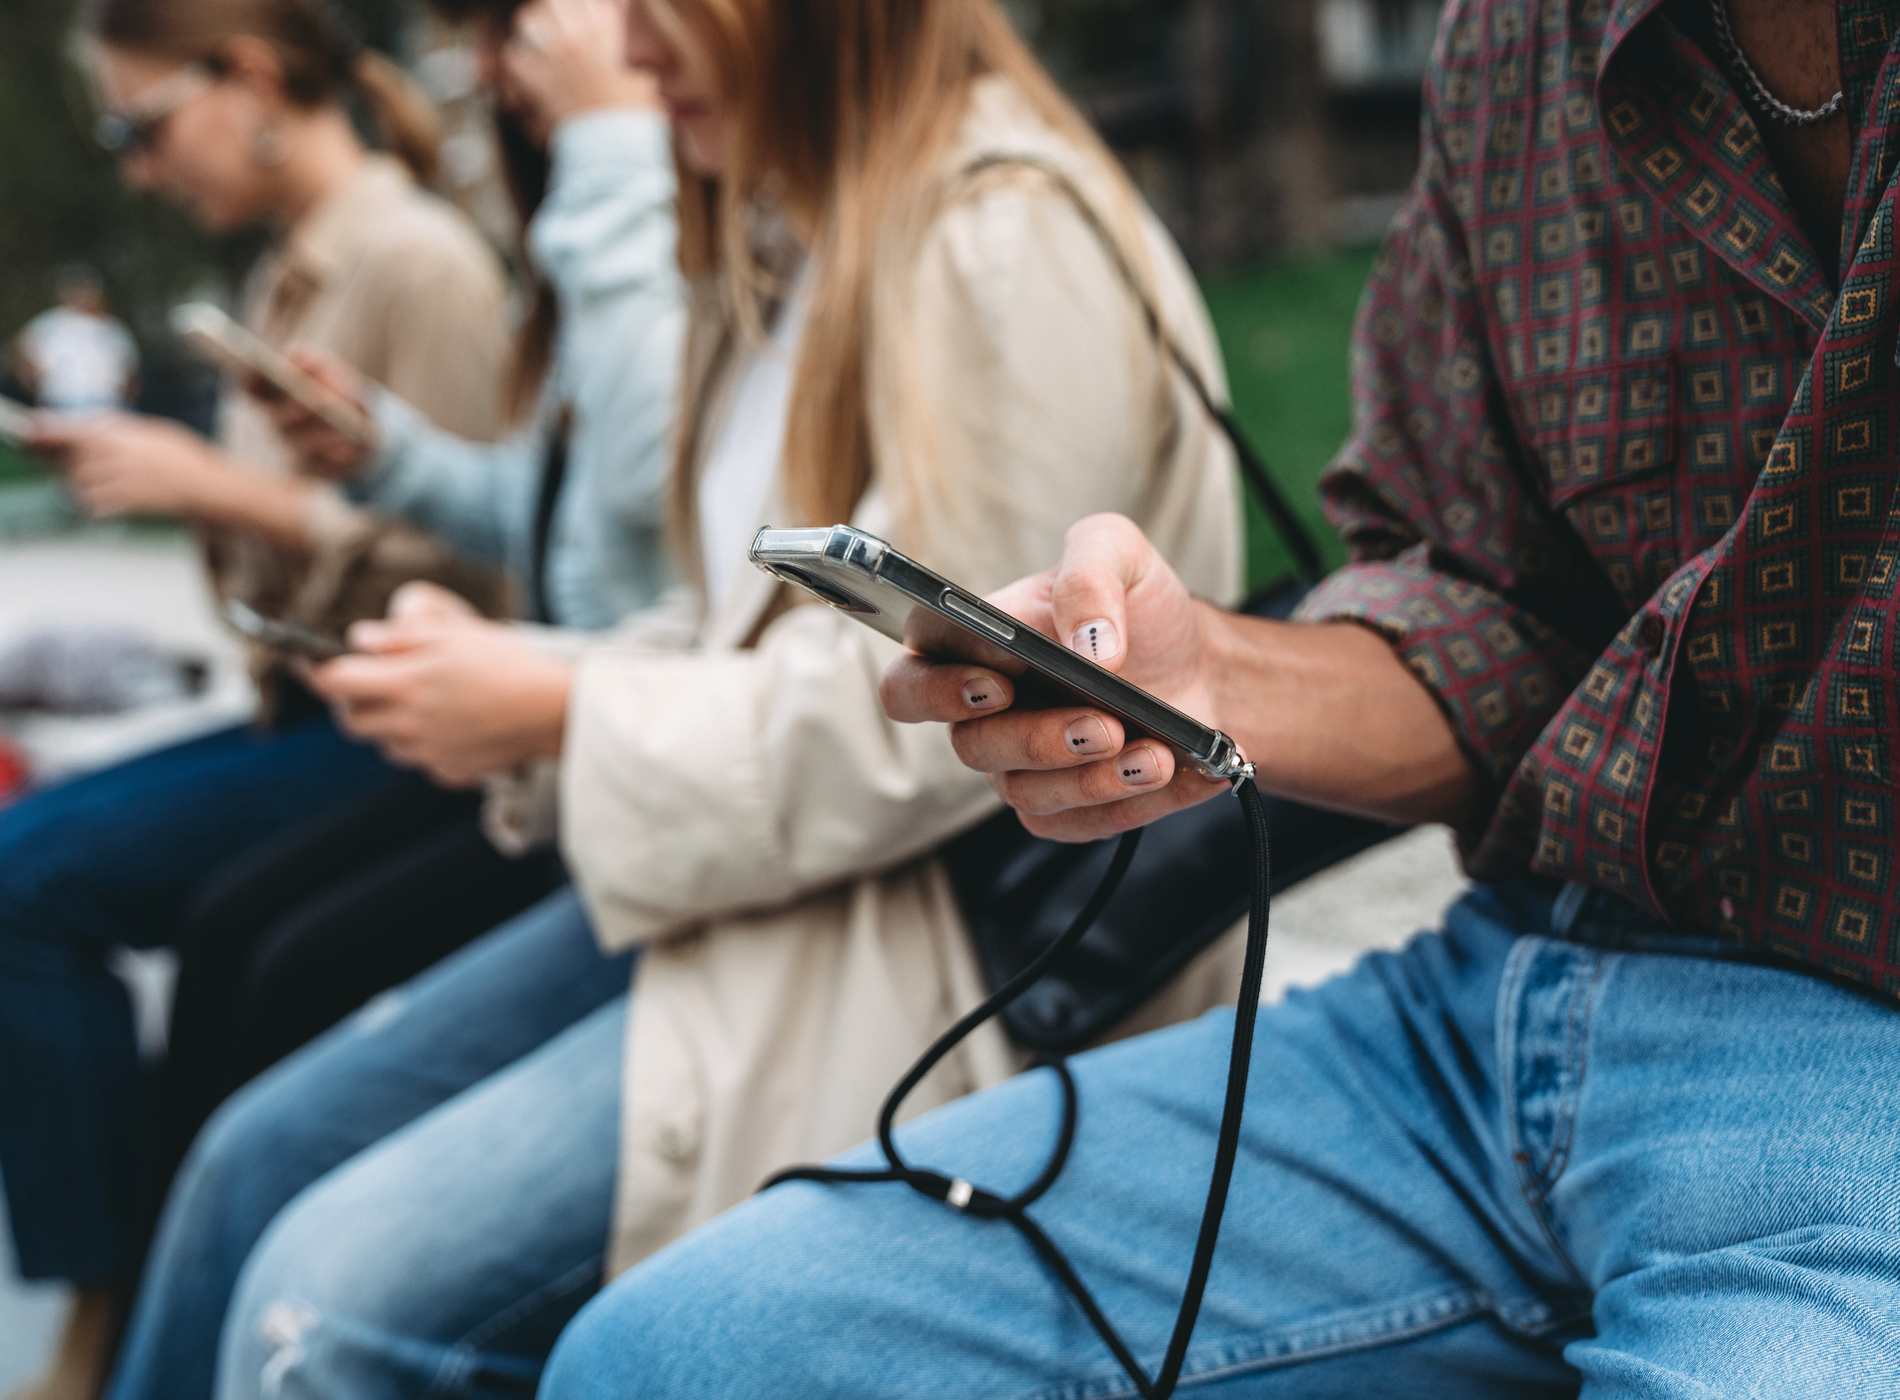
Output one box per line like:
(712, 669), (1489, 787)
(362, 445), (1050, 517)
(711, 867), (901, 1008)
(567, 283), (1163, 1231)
(503, 0), (662, 140)
(255, 350), (376, 481)
(880, 514), (1232, 843)
(27, 413), (227, 521)
(306, 607), (574, 788)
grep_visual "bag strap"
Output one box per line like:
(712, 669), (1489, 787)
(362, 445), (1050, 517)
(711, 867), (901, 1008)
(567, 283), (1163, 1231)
(957, 154), (1325, 587)
(527, 405), (575, 626)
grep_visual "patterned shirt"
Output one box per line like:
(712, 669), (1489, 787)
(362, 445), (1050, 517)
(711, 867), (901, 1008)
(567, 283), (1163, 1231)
(1305, 0), (1900, 999)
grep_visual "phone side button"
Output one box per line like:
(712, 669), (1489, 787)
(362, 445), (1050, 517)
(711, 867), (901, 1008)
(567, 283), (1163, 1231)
(940, 591), (1015, 643)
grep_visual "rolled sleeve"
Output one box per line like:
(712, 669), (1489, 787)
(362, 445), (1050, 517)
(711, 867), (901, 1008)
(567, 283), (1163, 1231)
(1299, 553), (1587, 796)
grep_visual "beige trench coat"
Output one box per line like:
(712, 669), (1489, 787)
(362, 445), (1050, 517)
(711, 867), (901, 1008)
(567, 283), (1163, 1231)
(210, 156), (513, 707)
(558, 80), (1250, 1277)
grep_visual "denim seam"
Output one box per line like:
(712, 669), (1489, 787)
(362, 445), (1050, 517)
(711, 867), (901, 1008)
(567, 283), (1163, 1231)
(422, 1251), (604, 1398)
(1497, 939), (1592, 1292)
(1017, 1284), (1580, 1400)
(1496, 936), (1535, 1171)
(1538, 949), (1606, 1191)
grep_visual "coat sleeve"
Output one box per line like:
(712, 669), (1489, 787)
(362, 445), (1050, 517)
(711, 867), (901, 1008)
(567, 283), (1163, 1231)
(558, 174), (1187, 949)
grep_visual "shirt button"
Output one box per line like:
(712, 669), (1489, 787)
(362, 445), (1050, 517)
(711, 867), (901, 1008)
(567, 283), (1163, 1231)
(1719, 896), (1737, 920)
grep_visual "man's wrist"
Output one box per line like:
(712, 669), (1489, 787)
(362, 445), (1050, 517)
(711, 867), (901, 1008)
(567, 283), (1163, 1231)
(1202, 600), (1267, 750)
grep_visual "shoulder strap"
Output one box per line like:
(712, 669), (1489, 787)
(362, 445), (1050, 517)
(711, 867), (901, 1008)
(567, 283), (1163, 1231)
(956, 154), (1325, 586)
(527, 404), (575, 626)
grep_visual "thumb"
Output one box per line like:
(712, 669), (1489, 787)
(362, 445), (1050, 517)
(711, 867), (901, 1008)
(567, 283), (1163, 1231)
(348, 617), (433, 655)
(389, 580), (474, 625)
(286, 346), (363, 405)
(1047, 514), (1155, 673)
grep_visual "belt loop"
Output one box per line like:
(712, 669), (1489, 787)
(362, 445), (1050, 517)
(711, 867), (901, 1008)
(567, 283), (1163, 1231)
(1550, 882), (1592, 938)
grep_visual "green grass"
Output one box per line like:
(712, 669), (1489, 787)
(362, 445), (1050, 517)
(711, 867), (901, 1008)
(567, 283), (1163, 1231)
(1202, 248), (1379, 590)
(0, 442), (41, 487)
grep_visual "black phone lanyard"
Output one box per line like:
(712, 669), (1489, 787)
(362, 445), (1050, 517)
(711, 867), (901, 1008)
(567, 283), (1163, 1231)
(764, 779), (1273, 1399)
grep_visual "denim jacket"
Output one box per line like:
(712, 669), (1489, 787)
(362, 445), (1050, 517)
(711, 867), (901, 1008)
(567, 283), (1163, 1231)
(350, 108), (685, 630)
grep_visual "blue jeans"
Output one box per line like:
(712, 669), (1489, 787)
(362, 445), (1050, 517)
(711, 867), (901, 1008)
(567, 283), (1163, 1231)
(108, 886), (631, 1400)
(545, 881), (1900, 1399)
(0, 712), (400, 1284)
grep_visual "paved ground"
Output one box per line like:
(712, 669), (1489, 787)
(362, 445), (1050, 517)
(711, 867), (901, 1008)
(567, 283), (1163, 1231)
(0, 533), (1470, 1388)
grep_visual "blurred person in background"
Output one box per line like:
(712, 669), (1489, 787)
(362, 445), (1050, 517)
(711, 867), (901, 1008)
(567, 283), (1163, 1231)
(11, 265), (140, 414)
(144, 0), (683, 1264)
(0, 2), (511, 1396)
(105, 0), (1251, 1395)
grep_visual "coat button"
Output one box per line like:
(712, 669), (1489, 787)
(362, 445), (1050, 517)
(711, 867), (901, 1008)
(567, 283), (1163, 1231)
(654, 1122), (697, 1164)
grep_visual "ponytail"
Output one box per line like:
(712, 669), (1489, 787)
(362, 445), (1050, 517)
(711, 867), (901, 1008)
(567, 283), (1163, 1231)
(87, 0), (446, 185)
(350, 47), (443, 184)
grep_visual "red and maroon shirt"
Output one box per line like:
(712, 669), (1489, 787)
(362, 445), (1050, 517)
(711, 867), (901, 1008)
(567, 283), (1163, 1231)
(1307, 0), (1900, 999)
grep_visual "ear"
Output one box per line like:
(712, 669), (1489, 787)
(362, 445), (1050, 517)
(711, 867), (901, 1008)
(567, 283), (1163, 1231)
(218, 34), (292, 107)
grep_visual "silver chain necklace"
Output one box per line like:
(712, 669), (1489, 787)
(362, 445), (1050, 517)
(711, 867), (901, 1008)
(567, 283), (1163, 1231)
(1709, 0), (1844, 126)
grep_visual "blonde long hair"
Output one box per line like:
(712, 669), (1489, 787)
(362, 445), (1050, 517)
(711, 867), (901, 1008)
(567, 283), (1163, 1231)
(86, 0), (443, 183)
(655, 0), (1151, 559)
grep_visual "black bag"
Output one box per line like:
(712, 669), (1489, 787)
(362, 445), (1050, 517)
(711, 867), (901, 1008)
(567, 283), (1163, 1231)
(943, 158), (1401, 1053)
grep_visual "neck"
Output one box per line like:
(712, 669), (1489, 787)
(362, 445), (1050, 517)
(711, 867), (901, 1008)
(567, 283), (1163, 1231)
(273, 108), (368, 229)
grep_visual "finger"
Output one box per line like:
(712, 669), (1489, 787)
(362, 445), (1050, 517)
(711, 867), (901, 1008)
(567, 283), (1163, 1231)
(994, 740), (1181, 817)
(389, 580), (474, 624)
(335, 701), (423, 749)
(1011, 772), (1227, 844)
(23, 416), (91, 454)
(1047, 513), (1160, 672)
(345, 618), (435, 655)
(879, 654), (1013, 724)
(948, 707), (1127, 775)
(309, 655), (412, 704)
(284, 347), (359, 401)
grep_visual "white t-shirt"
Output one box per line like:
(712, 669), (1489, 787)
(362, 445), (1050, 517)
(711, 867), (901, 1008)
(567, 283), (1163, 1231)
(18, 308), (139, 412)
(695, 264), (815, 614)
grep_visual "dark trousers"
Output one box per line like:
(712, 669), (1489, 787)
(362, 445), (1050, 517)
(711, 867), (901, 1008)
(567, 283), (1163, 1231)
(155, 779), (565, 1191)
(0, 713), (400, 1283)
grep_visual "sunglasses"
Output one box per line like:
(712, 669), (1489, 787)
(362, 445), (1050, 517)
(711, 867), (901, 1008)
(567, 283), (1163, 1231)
(95, 64), (213, 158)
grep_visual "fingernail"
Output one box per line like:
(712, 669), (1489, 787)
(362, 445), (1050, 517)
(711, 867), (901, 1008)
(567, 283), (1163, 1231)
(1118, 749), (1163, 787)
(962, 679), (1005, 711)
(1071, 619), (1120, 663)
(1065, 718), (1112, 756)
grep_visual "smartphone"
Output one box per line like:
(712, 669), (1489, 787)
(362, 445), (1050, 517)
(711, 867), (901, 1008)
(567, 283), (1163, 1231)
(0, 394), (34, 447)
(749, 525), (1252, 785)
(171, 303), (372, 447)
(221, 599), (350, 663)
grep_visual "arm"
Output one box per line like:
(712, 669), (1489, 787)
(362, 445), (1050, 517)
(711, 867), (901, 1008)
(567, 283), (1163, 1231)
(27, 411), (323, 552)
(881, 112), (1622, 845)
(559, 178), (1212, 946)
(528, 106), (686, 540)
(338, 109), (683, 580)
(346, 391), (538, 570)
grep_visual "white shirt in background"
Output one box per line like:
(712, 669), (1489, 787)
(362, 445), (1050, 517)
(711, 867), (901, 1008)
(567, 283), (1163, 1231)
(695, 264), (815, 614)
(18, 308), (139, 412)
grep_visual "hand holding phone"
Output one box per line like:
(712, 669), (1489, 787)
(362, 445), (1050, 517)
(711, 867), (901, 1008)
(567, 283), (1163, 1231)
(171, 303), (372, 449)
(752, 518), (1240, 844)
